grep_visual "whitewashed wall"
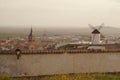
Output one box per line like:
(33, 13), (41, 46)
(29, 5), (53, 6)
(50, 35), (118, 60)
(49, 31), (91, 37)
(0, 53), (120, 77)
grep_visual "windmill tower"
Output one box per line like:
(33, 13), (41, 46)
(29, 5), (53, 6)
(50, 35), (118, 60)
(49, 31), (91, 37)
(89, 23), (104, 44)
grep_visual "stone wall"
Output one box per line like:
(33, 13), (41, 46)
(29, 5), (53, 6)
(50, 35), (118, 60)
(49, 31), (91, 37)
(0, 53), (120, 77)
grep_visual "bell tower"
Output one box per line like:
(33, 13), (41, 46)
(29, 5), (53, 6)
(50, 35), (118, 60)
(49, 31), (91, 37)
(28, 27), (35, 42)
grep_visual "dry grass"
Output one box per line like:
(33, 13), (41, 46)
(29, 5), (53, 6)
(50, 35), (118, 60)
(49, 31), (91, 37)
(1, 73), (120, 80)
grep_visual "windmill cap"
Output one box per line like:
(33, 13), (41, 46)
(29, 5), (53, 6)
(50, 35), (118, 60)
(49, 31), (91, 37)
(92, 29), (100, 34)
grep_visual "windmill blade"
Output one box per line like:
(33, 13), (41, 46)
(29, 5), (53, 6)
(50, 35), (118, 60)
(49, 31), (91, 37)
(98, 23), (104, 30)
(88, 24), (96, 30)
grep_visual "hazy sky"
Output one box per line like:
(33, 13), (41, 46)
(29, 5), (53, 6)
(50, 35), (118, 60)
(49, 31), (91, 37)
(0, 0), (120, 28)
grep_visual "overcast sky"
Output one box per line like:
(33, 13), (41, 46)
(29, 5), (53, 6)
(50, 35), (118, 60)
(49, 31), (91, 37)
(0, 0), (120, 28)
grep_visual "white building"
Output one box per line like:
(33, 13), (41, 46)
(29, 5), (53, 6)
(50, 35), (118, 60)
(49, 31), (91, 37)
(91, 29), (101, 44)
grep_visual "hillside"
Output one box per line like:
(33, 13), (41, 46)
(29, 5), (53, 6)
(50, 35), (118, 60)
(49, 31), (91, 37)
(0, 26), (119, 37)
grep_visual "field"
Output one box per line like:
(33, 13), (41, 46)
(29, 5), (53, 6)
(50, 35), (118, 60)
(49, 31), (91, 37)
(1, 73), (120, 80)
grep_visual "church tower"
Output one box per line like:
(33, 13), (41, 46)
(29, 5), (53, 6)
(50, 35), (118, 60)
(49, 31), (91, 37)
(28, 27), (35, 42)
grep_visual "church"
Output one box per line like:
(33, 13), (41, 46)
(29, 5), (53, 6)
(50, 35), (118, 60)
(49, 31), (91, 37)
(16, 28), (44, 50)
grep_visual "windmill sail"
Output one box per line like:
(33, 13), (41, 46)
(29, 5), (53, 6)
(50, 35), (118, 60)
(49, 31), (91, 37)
(89, 23), (104, 44)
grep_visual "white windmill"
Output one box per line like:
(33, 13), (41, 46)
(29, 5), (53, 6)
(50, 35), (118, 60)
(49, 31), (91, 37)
(89, 23), (104, 45)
